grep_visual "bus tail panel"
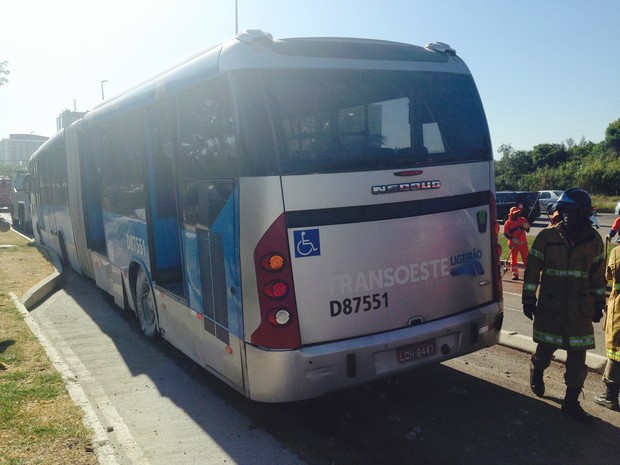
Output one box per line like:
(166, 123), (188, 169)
(289, 206), (494, 344)
(282, 168), (498, 346)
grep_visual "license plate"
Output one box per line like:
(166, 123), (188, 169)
(396, 340), (436, 364)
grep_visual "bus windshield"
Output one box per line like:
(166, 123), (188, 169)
(258, 69), (491, 175)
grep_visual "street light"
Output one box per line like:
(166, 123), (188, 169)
(100, 80), (108, 101)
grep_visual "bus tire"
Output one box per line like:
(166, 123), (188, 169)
(135, 267), (159, 339)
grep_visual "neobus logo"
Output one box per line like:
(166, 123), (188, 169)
(371, 180), (441, 195)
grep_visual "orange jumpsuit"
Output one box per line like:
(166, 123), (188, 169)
(503, 215), (530, 279)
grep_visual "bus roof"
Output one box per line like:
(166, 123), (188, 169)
(84, 30), (471, 127)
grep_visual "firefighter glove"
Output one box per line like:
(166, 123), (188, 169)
(523, 304), (536, 320)
(606, 235), (612, 243)
(593, 307), (604, 323)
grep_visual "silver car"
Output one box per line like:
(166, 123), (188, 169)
(538, 190), (564, 214)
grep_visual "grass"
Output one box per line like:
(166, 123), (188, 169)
(591, 195), (618, 213)
(0, 229), (97, 465)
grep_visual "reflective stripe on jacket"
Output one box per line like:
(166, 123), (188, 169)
(522, 224), (605, 350)
(605, 247), (620, 361)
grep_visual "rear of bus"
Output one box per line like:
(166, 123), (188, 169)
(228, 34), (503, 402)
(232, 35), (502, 401)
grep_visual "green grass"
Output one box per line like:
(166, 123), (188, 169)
(0, 229), (97, 465)
(591, 195), (618, 213)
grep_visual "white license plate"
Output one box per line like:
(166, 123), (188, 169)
(396, 340), (436, 364)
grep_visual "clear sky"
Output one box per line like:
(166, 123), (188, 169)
(1, 0), (619, 157)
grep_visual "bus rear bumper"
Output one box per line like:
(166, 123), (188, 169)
(245, 301), (503, 402)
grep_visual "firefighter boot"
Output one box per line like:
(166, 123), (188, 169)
(561, 387), (594, 424)
(530, 368), (545, 397)
(593, 380), (620, 411)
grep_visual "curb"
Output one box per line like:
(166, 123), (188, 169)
(5, 224), (64, 310)
(21, 245), (63, 310)
(499, 330), (607, 374)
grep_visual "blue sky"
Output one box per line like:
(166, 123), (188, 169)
(1, 0), (619, 157)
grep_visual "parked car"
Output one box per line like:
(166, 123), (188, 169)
(537, 190), (564, 214)
(496, 191), (541, 223)
(615, 201), (620, 215)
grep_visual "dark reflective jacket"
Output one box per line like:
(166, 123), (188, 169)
(522, 224), (605, 350)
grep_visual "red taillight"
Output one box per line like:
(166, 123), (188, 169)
(251, 214), (301, 349)
(264, 280), (288, 299)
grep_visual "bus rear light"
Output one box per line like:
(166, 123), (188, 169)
(268, 308), (292, 326)
(264, 280), (288, 299)
(251, 214), (301, 349)
(261, 253), (285, 272)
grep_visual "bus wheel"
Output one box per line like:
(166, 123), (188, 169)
(135, 267), (159, 338)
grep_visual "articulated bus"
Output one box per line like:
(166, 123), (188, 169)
(29, 30), (503, 402)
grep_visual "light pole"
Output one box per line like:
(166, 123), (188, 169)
(235, 0), (238, 35)
(100, 80), (108, 101)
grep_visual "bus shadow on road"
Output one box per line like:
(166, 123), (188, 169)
(41, 269), (305, 465)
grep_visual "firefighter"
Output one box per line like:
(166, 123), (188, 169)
(503, 205), (530, 280)
(593, 243), (620, 411)
(522, 188), (606, 424)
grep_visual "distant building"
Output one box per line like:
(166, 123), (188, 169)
(0, 134), (48, 164)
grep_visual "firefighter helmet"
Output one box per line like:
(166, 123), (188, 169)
(555, 188), (592, 213)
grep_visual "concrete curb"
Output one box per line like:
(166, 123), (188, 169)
(4, 225), (64, 310)
(499, 330), (607, 374)
(21, 245), (63, 310)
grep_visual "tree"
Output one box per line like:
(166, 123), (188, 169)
(495, 144), (534, 190)
(530, 143), (568, 168)
(494, 118), (620, 196)
(0, 61), (9, 86)
(605, 118), (620, 155)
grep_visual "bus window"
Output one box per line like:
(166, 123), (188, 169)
(178, 76), (237, 181)
(257, 69), (490, 174)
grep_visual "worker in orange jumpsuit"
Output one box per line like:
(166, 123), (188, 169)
(503, 206), (530, 280)
(607, 213), (620, 243)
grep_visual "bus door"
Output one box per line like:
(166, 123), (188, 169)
(145, 106), (186, 298)
(182, 178), (243, 388)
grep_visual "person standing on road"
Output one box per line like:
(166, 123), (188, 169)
(522, 188), (606, 424)
(503, 206), (530, 280)
(593, 242), (620, 411)
(606, 213), (620, 243)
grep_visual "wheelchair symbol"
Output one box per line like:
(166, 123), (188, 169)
(294, 229), (320, 257)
